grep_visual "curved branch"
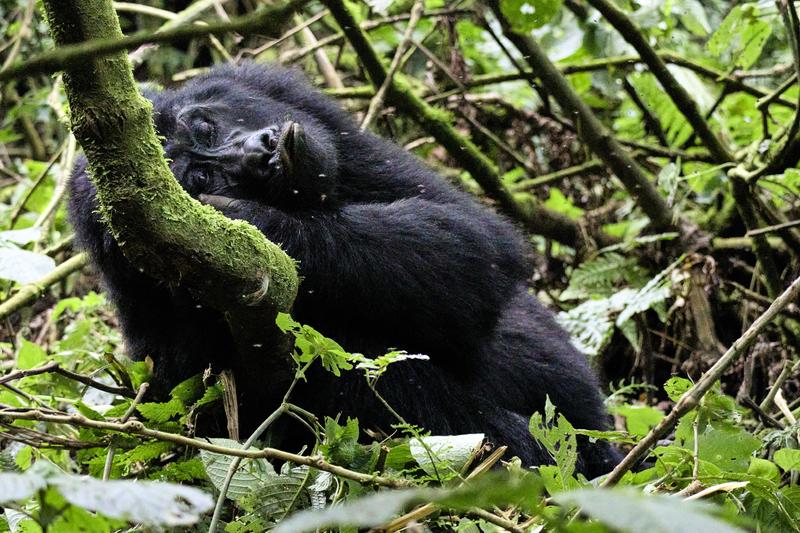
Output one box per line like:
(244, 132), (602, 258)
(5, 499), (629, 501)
(0, 408), (410, 488)
(41, 0), (300, 385)
(0, 0), (304, 82)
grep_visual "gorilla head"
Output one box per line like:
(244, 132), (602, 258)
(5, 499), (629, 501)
(149, 73), (339, 209)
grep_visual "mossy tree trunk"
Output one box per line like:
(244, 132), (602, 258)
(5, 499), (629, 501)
(42, 0), (299, 386)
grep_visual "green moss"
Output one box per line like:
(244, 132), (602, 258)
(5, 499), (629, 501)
(43, 0), (299, 320)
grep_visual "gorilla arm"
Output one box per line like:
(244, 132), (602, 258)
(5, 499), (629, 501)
(199, 194), (529, 359)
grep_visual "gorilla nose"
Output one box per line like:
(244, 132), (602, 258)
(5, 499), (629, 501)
(242, 128), (278, 169)
(242, 122), (305, 175)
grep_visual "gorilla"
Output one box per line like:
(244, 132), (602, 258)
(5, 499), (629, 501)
(69, 63), (619, 478)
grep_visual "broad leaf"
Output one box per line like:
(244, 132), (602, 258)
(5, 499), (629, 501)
(555, 488), (745, 533)
(52, 475), (213, 527)
(199, 438), (275, 500)
(0, 248), (55, 284)
(410, 434), (484, 478)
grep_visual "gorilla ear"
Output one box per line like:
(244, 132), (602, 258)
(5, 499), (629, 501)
(137, 83), (176, 137)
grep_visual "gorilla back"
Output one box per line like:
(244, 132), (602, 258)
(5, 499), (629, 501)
(68, 63), (619, 478)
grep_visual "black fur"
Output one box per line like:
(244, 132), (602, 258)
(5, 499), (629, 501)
(68, 63), (619, 478)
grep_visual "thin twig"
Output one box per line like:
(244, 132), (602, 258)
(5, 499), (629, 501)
(383, 446), (509, 532)
(103, 382), (149, 480)
(488, 0), (677, 233)
(0, 361), (134, 398)
(323, 0), (608, 248)
(280, 8), (474, 64)
(0, 407), (410, 488)
(361, 1), (423, 131)
(7, 141), (66, 228)
(208, 360), (314, 533)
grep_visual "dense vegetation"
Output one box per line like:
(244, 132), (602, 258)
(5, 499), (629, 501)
(1, 0), (799, 531)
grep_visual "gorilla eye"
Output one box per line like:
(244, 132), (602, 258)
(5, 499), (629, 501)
(191, 118), (217, 147)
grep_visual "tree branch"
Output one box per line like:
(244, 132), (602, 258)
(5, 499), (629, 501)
(0, 0), (304, 83)
(42, 0), (300, 387)
(583, 0), (783, 293)
(0, 408), (411, 488)
(0, 254), (89, 320)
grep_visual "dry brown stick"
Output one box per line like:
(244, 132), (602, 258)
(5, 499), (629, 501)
(280, 8), (474, 63)
(467, 507), (525, 533)
(0, 407), (411, 488)
(293, 13), (343, 89)
(601, 273), (800, 486)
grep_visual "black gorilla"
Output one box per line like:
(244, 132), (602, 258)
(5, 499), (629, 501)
(69, 63), (619, 477)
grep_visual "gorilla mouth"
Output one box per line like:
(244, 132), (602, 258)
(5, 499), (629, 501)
(276, 121), (305, 177)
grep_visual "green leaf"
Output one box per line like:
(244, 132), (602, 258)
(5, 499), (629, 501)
(16, 339), (46, 370)
(0, 248), (55, 284)
(51, 504), (120, 533)
(664, 377), (691, 402)
(136, 397), (184, 423)
(500, 0), (564, 32)
(238, 466), (311, 524)
(774, 449), (800, 472)
(0, 472), (47, 505)
(320, 418), (377, 472)
(156, 458), (208, 483)
(689, 426), (761, 473)
(169, 375), (204, 403)
(614, 404), (664, 437)
(748, 457), (780, 483)
(676, 0), (710, 36)
(200, 438), (275, 501)
(51, 475), (213, 527)
(561, 252), (645, 301)
(529, 403), (578, 489)
(274, 489), (422, 533)
(544, 188), (583, 219)
(409, 434), (484, 478)
(555, 488), (745, 533)
(707, 4), (772, 69)
(275, 312), (301, 333)
(275, 471), (543, 533)
(658, 162), (680, 203)
(0, 227), (42, 246)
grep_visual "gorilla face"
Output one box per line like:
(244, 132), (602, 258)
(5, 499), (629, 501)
(150, 78), (339, 209)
